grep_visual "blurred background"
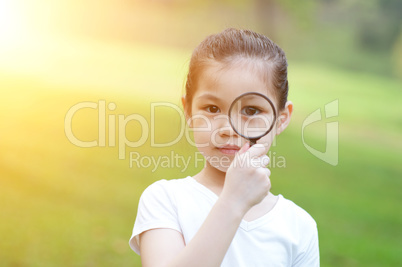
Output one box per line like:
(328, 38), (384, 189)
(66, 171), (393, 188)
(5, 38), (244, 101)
(0, 0), (401, 266)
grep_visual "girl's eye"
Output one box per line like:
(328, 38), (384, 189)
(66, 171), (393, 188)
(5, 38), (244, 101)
(241, 106), (261, 116)
(206, 105), (220, 113)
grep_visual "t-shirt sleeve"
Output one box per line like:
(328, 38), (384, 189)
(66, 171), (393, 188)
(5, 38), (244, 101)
(129, 180), (181, 254)
(292, 220), (320, 267)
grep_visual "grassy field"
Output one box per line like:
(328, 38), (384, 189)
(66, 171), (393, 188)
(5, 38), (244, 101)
(0, 36), (401, 266)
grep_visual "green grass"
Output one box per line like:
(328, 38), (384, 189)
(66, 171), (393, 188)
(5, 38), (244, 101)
(0, 37), (401, 266)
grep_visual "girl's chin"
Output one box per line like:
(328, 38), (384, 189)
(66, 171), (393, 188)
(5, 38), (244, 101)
(207, 160), (232, 173)
(214, 166), (229, 173)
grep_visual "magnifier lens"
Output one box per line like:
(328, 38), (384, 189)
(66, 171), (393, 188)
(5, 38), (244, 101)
(229, 93), (276, 142)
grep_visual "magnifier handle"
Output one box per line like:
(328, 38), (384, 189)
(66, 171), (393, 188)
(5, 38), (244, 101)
(249, 139), (257, 146)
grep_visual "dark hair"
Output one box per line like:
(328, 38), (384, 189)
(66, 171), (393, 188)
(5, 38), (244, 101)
(184, 28), (289, 114)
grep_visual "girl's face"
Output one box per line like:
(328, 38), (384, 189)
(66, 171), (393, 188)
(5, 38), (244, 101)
(187, 61), (280, 172)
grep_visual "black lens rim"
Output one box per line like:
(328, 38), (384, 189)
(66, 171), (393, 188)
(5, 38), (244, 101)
(228, 92), (277, 144)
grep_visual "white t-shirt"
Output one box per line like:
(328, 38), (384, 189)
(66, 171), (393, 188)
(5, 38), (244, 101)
(130, 177), (319, 267)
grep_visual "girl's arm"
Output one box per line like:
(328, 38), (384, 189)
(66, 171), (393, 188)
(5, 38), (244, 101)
(139, 144), (271, 267)
(140, 196), (245, 267)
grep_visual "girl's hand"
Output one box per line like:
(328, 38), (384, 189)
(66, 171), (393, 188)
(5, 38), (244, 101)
(220, 143), (271, 214)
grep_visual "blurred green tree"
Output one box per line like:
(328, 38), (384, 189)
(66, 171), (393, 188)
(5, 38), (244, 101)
(350, 0), (402, 51)
(253, 0), (317, 41)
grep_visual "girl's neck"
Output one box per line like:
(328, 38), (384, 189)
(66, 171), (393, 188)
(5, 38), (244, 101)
(193, 162), (226, 196)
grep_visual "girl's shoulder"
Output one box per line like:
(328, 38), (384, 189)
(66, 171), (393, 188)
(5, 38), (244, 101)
(140, 176), (193, 198)
(145, 176), (193, 189)
(277, 195), (317, 228)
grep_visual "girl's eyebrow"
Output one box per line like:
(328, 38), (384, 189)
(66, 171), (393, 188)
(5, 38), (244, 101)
(195, 93), (220, 101)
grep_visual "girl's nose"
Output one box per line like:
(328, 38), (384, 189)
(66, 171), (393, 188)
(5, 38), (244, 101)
(215, 115), (236, 137)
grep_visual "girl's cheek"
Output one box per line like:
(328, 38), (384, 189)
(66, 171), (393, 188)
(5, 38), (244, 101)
(190, 117), (214, 145)
(258, 132), (275, 151)
(191, 115), (211, 129)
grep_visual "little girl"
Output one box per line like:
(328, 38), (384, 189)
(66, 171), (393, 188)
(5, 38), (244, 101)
(129, 28), (319, 266)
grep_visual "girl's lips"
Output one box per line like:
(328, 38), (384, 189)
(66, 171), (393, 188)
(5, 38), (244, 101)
(218, 145), (240, 155)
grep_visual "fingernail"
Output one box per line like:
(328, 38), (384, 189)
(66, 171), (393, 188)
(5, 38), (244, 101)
(253, 144), (265, 148)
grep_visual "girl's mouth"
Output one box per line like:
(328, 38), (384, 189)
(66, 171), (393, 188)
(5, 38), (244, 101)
(217, 145), (240, 155)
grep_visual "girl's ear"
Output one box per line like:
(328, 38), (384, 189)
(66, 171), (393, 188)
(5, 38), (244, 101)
(276, 101), (293, 135)
(181, 95), (186, 110)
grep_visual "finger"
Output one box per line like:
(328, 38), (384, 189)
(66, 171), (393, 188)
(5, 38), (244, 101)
(264, 167), (271, 177)
(249, 155), (270, 168)
(238, 142), (250, 155)
(247, 144), (267, 158)
(260, 155), (270, 167)
(255, 164), (270, 174)
(256, 168), (271, 185)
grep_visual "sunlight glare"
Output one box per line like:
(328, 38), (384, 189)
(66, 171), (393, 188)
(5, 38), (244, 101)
(0, 0), (30, 44)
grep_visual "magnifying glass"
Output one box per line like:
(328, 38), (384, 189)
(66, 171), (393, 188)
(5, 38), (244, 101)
(228, 92), (277, 146)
